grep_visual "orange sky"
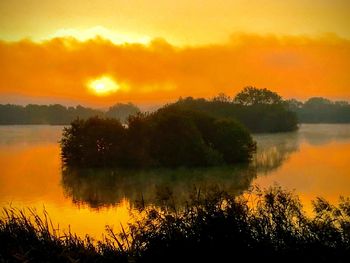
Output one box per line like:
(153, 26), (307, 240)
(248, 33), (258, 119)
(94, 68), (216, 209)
(0, 0), (349, 106)
(1, 0), (350, 45)
(0, 34), (349, 106)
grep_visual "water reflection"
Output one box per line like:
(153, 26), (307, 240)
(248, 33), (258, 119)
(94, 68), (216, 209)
(252, 124), (350, 174)
(1, 124), (349, 239)
(61, 166), (257, 209)
(298, 124), (350, 146)
(0, 125), (63, 145)
(253, 131), (299, 174)
(61, 128), (309, 209)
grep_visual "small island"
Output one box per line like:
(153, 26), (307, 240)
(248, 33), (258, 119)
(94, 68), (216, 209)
(60, 87), (303, 168)
(61, 107), (256, 168)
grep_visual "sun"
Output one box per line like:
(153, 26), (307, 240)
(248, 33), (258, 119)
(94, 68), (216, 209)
(87, 76), (120, 96)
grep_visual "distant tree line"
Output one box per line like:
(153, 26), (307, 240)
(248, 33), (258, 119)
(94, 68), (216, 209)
(61, 107), (256, 168)
(2, 87), (348, 127)
(170, 87), (350, 132)
(0, 103), (139, 125)
(286, 97), (350, 123)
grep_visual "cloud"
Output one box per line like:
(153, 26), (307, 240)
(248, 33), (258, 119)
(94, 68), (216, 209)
(0, 33), (349, 105)
(45, 26), (152, 45)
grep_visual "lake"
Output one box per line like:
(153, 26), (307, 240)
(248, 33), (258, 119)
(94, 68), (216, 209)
(0, 124), (349, 239)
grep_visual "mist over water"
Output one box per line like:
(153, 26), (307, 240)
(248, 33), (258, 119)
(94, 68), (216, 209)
(0, 124), (349, 238)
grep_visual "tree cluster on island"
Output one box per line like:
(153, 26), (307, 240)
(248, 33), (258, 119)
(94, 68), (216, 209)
(59, 87), (301, 168)
(61, 107), (256, 168)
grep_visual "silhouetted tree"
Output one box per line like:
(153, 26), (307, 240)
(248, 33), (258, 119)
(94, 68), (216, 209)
(212, 93), (231, 103)
(61, 117), (126, 167)
(105, 103), (140, 123)
(168, 87), (298, 133)
(233, 86), (283, 106)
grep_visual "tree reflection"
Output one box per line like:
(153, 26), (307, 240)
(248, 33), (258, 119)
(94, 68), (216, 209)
(61, 166), (257, 209)
(61, 129), (309, 209)
(253, 131), (299, 174)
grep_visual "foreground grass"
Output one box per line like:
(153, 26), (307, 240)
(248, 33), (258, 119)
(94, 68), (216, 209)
(0, 208), (127, 263)
(1, 186), (350, 262)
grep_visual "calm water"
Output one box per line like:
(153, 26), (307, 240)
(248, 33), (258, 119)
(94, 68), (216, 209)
(0, 124), (349, 239)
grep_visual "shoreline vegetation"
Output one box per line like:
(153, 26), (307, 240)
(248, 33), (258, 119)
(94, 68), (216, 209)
(1, 187), (350, 262)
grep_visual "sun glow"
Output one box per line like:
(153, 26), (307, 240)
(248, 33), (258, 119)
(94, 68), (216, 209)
(87, 76), (120, 96)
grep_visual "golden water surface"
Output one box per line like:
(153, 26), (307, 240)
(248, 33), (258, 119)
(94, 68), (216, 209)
(0, 124), (349, 239)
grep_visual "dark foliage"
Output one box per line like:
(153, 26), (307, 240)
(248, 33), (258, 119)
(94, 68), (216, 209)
(234, 86), (284, 106)
(0, 208), (127, 263)
(2, 187), (350, 262)
(0, 103), (140, 125)
(286, 97), (350, 123)
(170, 86), (298, 133)
(61, 117), (126, 167)
(61, 108), (256, 168)
(127, 186), (350, 263)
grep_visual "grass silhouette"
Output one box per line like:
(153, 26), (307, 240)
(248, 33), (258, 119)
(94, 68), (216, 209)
(1, 186), (350, 262)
